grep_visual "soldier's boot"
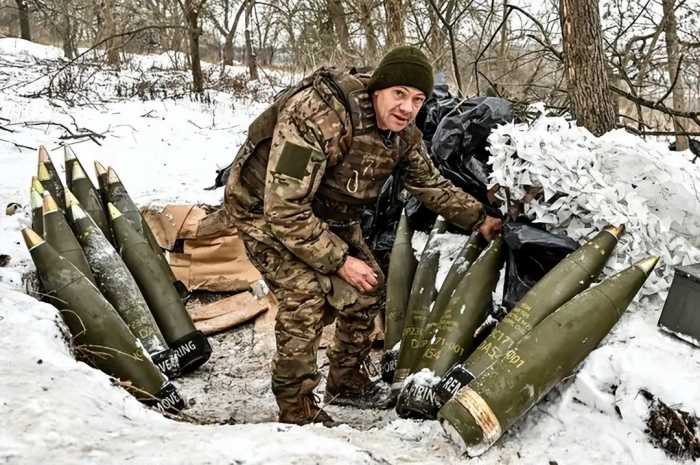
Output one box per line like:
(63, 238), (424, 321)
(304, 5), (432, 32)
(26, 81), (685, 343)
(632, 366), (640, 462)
(324, 364), (394, 410)
(278, 393), (336, 426)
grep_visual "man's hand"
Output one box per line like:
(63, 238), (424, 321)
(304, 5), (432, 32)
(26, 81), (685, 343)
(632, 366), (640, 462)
(478, 216), (503, 241)
(337, 256), (378, 293)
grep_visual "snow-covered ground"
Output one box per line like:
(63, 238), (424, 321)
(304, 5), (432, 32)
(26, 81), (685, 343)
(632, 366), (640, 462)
(1, 38), (698, 464)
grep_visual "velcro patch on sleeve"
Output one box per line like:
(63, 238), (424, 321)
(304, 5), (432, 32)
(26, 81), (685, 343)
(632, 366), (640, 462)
(275, 142), (317, 180)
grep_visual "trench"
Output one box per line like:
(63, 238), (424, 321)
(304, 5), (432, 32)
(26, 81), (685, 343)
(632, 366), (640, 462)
(173, 311), (397, 429)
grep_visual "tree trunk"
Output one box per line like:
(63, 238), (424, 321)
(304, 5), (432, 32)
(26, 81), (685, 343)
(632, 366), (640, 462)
(244, 0), (259, 80)
(225, 2), (246, 66)
(182, 0), (205, 92)
(427, 2), (446, 69)
(498, 0), (509, 78)
(358, 0), (377, 64)
(223, 37), (235, 66)
(661, 0), (688, 151)
(383, 0), (404, 48)
(560, 0), (617, 136)
(15, 0), (31, 40)
(327, 0), (350, 51)
(102, 0), (120, 66)
(61, 13), (76, 59)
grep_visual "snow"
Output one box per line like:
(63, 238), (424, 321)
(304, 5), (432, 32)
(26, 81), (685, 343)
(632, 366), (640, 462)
(1, 39), (698, 464)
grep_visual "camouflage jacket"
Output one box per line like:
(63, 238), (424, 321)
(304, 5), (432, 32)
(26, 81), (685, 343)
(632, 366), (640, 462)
(225, 69), (484, 275)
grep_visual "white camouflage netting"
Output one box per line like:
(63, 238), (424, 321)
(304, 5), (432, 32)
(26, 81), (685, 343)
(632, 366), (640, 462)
(488, 108), (700, 301)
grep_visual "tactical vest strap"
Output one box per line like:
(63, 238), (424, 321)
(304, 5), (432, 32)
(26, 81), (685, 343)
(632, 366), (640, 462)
(236, 67), (372, 197)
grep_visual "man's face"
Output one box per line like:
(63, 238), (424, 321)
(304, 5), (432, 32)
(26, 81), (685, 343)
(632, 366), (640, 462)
(372, 85), (426, 132)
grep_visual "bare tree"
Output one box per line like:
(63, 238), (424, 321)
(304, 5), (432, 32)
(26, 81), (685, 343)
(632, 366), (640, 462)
(178, 0), (207, 92)
(15, 0), (31, 40)
(661, 0), (689, 150)
(560, 0), (617, 136)
(383, 0), (404, 47)
(244, 0), (258, 79)
(497, 0), (508, 79)
(327, 0), (350, 51)
(96, 0), (120, 66)
(208, 0), (245, 66)
(355, 0), (377, 62)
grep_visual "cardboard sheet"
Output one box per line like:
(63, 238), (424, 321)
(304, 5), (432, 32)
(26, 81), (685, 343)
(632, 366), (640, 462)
(142, 205), (261, 292)
(190, 291), (269, 335)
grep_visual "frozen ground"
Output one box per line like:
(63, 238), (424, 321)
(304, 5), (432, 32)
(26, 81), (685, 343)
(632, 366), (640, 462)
(1, 38), (698, 464)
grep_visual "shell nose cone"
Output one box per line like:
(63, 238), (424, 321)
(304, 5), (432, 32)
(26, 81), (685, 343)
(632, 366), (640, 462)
(107, 202), (122, 220)
(42, 191), (59, 212)
(22, 227), (44, 249)
(65, 190), (80, 208)
(70, 203), (87, 220)
(38, 145), (50, 163)
(106, 167), (121, 184)
(38, 162), (51, 180)
(64, 145), (77, 161)
(94, 160), (108, 176)
(635, 256), (660, 275)
(72, 160), (87, 180)
(31, 176), (45, 193)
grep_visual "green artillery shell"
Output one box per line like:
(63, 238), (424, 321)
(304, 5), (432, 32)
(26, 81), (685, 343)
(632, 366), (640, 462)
(439, 256), (658, 456)
(64, 190), (80, 223)
(435, 225), (624, 404)
(104, 167), (187, 297)
(32, 176), (46, 195)
(70, 159), (113, 243)
(31, 186), (44, 237)
(109, 204), (211, 373)
(416, 236), (504, 375)
(38, 160), (65, 211)
(43, 192), (96, 285)
(22, 228), (185, 412)
(417, 232), (487, 362)
(392, 217), (447, 390)
(70, 203), (180, 378)
(385, 211), (418, 350)
(396, 237), (503, 419)
(63, 145), (83, 189)
(94, 160), (110, 206)
(382, 211), (418, 382)
(38, 145), (61, 181)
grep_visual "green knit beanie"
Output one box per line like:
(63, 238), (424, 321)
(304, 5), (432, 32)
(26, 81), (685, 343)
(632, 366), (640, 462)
(367, 46), (434, 98)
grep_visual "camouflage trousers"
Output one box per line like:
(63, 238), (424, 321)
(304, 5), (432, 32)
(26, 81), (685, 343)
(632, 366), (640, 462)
(239, 223), (385, 407)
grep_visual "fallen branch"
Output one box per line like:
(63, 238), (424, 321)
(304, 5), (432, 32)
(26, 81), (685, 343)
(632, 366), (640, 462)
(0, 138), (35, 151)
(611, 86), (700, 126)
(620, 127), (700, 137)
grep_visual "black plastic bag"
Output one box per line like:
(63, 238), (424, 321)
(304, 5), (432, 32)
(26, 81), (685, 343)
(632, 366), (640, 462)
(669, 138), (700, 162)
(361, 163), (406, 256)
(415, 72), (461, 152)
(501, 222), (579, 311)
(407, 96), (514, 231)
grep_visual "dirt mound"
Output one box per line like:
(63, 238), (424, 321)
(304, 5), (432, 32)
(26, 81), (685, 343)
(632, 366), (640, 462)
(641, 389), (700, 460)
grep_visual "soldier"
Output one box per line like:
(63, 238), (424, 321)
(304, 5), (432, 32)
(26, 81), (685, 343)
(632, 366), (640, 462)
(224, 46), (503, 425)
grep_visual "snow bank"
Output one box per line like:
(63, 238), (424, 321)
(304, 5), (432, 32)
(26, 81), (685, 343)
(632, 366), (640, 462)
(0, 289), (417, 465)
(0, 38), (63, 60)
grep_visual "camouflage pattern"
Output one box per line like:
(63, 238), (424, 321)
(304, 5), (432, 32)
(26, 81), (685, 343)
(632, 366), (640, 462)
(240, 222), (384, 411)
(224, 68), (484, 416)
